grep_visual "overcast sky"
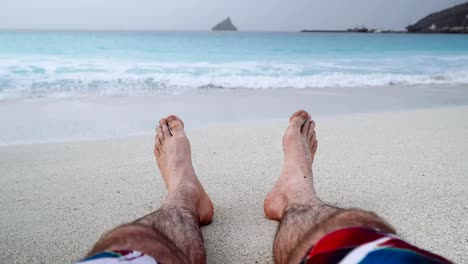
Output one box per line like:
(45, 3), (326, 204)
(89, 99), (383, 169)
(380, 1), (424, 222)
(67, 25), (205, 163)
(0, 0), (466, 31)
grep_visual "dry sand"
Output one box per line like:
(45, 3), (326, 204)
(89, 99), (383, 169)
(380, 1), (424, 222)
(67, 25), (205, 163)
(1, 106), (467, 263)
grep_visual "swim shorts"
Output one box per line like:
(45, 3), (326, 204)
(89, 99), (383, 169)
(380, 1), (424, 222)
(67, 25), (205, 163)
(77, 250), (158, 264)
(300, 227), (452, 263)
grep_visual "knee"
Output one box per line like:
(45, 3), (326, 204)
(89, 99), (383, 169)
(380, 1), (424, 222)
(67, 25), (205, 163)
(327, 209), (396, 234)
(87, 224), (189, 263)
(88, 224), (158, 255)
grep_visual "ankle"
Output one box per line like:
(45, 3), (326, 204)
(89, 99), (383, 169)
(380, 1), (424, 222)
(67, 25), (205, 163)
(280, 177), (317, 201)
(281, 164), (313, 178)
(165, 166), (198, 192)
(163, 195), (200, 219)
(285, 197), (322, 211)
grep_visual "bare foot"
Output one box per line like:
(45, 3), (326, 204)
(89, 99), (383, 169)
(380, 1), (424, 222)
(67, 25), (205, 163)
(154, 115), (214, 225)
(264, 110), (319, 221)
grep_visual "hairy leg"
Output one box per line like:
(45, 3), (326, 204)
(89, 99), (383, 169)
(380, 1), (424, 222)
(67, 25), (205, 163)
(87, 115), (214, 264)
(264, 110), (395, 264)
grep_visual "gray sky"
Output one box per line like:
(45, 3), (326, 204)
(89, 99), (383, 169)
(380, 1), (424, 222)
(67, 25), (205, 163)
(0, 0), (466, 31)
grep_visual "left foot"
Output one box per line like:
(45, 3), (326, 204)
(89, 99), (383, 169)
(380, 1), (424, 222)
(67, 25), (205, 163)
(154, 115), (214, 225)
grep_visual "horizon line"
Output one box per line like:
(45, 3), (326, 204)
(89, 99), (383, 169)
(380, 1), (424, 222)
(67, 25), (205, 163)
(0, 27), (405, 33)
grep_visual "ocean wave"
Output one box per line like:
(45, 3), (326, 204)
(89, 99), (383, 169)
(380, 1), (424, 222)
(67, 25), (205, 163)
(1, 58), (468, 100)
(1, 72), (467, 100)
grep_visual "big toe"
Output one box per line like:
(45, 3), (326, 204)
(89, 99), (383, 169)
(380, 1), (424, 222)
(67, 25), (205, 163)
(167, 115), (185, 134)
(289, 110), (309, 128)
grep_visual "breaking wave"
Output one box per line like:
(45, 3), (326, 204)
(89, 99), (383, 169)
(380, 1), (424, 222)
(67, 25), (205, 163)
(1, 57), (468, 100)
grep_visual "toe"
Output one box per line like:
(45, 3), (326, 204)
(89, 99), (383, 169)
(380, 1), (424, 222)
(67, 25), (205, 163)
(167, 115), (185, 135)
(154, 136), (162, 157)
(311, 140), (318, 154)
(156, 126), (164, 141)
(155, 128), (163, 144)
(301, 115), (311, 134)
(309, 120), (315, 130)
(159, 118), (172, 138)
(289, 110), (309, 128)
(157, 134), (164, 146)
(308, 121), (315, 139)
(310, 130), (316, 143)
(154, 146), (160, 156)
(156, 132), (163, 147)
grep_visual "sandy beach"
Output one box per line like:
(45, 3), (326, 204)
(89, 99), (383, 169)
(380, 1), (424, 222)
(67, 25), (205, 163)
(1, 106), (467, 263)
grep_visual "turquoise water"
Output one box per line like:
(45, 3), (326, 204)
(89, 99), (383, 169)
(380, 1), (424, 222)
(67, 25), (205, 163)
(1, 31), (468, 100)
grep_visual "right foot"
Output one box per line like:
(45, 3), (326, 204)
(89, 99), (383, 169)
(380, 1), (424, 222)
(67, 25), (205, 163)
(154, 115), (214, 225)
(264, 110), (319, 221)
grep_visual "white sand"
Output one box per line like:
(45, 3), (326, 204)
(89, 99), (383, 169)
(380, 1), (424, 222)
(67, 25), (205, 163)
(1, 106), (467, 263)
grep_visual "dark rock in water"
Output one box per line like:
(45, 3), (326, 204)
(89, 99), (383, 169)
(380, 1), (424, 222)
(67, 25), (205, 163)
(347, 27), (370, 33)
(407, 2), (468, 33)
(212, 17), (238, 31)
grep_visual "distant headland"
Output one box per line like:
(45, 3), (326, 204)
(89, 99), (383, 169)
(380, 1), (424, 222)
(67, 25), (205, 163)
(300, 28), (404, 34)
(407, 2), (468, 33)
(212, 17), (238, 31)
(301, 2), (468, 34)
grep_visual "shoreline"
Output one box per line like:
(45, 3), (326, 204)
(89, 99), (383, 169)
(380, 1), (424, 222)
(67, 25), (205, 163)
(1, 84), (468, 146)
(0, 104), (467, 147)
(1, 106), (467, 263)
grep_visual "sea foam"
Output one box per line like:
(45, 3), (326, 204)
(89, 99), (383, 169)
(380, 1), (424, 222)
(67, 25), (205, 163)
(1, 56), (468, 100)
